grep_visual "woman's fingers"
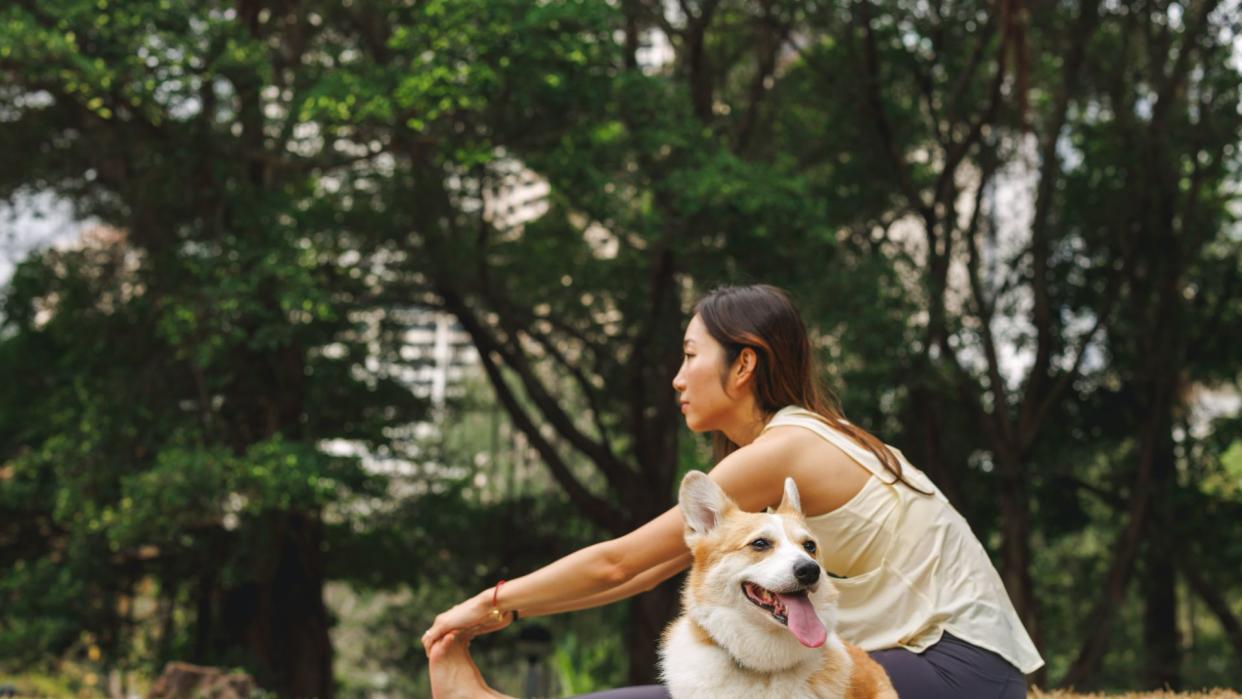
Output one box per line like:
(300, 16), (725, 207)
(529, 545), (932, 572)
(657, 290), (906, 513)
(422, 595), (513, 656)
(473, 610), (515, 636)
(422, 612), (450, 656)
(428, 630), (460, 662)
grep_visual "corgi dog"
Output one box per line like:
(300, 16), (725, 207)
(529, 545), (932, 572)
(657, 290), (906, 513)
(659, 471), (897, 699)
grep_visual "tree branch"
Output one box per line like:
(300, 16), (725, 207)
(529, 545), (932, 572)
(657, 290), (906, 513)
(734, 0), (792, 152)
(962, 154), (1014, 445)
(465, 283), (640, 501)
(463, 177), (623, 471)
(929, 33), (1006, 210)
(438, 285), (631, 535)
(1151, 0), (1224, 127)
(519, 322), (618, 458)
(852, 0), (930, 219)
(1057, 385), (1170, 687)
(943, 12), (997, 124)
(683, 0), (722, 123)
(1180, 555), (1242, 680)
(1186, 257), (1239, 361)
(1014, 0), (1101, 449)
(1019, 274), (1120, 455)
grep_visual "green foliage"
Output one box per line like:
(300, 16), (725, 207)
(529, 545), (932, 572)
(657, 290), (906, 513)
(1, 0), (1239, 692)
(549, 625), (629, 695)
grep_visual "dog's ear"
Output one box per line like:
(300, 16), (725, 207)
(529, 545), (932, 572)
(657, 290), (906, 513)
(776, 476), (802, 515)
(679, 471), (732, 542)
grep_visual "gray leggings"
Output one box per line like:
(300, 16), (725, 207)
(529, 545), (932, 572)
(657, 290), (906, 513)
(570, 632), (1026, 698)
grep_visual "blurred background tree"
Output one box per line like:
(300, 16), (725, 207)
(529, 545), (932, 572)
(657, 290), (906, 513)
(0, 0), (1239, 696)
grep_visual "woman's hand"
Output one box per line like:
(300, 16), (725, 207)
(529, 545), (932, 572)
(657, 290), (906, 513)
(421, 592), (514, 656)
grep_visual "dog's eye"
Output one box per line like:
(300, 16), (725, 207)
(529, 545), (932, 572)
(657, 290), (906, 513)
(749, 538), (771, 551)
(803, 541), (817, 554)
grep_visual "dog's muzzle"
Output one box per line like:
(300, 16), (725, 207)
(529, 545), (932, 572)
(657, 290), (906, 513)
(741, 578), (828, 648)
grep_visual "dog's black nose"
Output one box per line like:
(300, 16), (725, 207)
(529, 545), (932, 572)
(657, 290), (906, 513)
(794, 559), (820, 585)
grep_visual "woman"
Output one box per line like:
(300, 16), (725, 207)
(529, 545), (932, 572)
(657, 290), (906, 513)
(423, 284), (1042, 698)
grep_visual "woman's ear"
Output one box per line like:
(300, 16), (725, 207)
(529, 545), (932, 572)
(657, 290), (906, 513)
(734, 347), (757, 385)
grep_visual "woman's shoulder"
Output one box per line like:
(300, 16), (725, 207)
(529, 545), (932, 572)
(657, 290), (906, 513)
(759, 419), (875, 492)
(741, 420), (845, 471)
(733, 423), (872, 512)
(707, 432), (807, 512)
(753, 421), (822, 454)
(722, 426), (805, 471)
(754, 420), (855, 468)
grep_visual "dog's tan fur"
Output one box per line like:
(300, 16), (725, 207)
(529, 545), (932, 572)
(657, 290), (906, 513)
(659, 472), (896, 699)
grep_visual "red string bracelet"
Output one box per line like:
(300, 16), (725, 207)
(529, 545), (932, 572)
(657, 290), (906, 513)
(488, 579), (518, 623)
(492, 579), (506, 608)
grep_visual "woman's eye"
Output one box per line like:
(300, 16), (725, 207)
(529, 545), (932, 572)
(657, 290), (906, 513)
(750, 538), (770, 551)
(803, 541), (817, 554)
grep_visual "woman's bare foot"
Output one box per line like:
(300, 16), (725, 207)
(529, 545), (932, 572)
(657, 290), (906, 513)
(428, 631), (514, 699)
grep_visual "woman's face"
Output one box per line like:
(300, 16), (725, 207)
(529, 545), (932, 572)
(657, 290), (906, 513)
(672, 314), (736, 432)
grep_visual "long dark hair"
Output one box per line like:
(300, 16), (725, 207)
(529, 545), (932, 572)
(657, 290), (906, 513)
(694, 284), (928, 494)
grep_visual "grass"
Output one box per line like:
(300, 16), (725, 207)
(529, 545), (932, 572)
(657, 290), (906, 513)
(1031, 691), (1242, 698)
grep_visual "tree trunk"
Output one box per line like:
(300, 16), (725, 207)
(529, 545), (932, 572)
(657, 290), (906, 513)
(1180, 557), (1242, 683)
(626, 580), (681, 684)
(625, 386), (682, 685)
(195, 572), (215, 664)
(906, 386), (962, 510)
(1143, 446), (1180, 690)
(221, 512), (334, 699)
(995, 453), (1040, 666)
(1058, 396), (1169, 688)
(1142, 555), (1180, 690)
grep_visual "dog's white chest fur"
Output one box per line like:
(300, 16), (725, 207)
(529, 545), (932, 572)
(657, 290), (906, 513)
(660, 617), (853, 699)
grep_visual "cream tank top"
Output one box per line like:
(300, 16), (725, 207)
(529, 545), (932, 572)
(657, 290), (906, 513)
(761, 405), (1044, 674)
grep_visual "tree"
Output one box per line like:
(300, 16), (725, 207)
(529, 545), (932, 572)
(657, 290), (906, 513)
(1050, 0), (1242, 685)
(0, 2), (425, 695)
(770, 4), (1241, 689)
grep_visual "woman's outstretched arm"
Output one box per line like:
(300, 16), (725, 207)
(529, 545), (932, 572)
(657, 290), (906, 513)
(420, 432), (797, 655)
(521, 546), (692, 618)
(420, 505), (687, 654)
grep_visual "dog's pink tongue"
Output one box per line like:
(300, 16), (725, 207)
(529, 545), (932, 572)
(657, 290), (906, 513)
(778, 593), (827, 648)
